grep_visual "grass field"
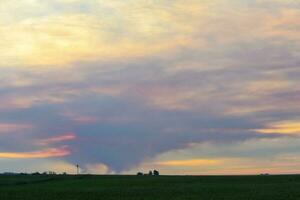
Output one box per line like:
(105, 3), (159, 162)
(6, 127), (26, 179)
(0, 174), (299, 200)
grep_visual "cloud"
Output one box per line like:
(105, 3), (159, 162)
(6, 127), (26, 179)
(0, 146), (71, 159)
(125, 137), (300, 175)
(0, 159), (76, 174)
(36, 133), (76, 145)
(256, 121), (300, 135)
(0, 123), (33, 134)
(155, 159), (219, 167)
(84, 163), (113, 174)
(0, 0), (206, 67)
(0, 0), (299, 174)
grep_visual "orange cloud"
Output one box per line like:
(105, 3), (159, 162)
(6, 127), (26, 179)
(0, 0), (208, 67)
(0, 146), (71, 159)
(264, 9), (300, 41)
(156, 159), (219, 167)
(256, 121), (300, 135)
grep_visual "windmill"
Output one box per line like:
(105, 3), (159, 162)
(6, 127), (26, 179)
(76, 164), (80, 175)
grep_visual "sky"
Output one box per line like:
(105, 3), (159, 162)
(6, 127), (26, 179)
(0, 0), (300, 175)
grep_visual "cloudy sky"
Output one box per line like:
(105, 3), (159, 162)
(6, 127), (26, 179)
(0, 0), (299, 175)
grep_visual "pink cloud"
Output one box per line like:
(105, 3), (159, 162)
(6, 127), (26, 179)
(59, 111), (98, 124)
(37, 133), (76, 145)
(0, 123), (33, 134)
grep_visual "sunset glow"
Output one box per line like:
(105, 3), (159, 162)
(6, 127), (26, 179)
(0, 0), (299, 175)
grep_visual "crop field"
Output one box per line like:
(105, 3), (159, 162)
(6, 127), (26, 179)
(0, 175), (299, 200)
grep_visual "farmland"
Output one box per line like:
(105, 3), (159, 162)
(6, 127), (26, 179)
(0, 175), (299, 200)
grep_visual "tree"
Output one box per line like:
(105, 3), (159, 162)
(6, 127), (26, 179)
(153, 170), (159, 176)
(148, 170), (153, 176)
(137, 172), (143, 176)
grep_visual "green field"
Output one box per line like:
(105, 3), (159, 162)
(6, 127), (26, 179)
(0, 175), (299, 200)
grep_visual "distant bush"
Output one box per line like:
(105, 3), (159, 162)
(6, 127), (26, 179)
(137, 170), (160, 176)
(137, 172), (144, 176)
(48, 171), (56, 175)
